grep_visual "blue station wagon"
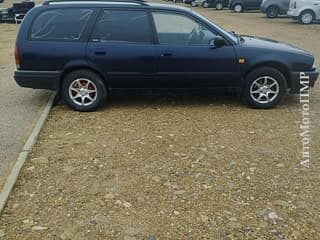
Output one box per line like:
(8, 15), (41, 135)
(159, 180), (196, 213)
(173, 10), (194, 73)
(14, 0), (318, 111)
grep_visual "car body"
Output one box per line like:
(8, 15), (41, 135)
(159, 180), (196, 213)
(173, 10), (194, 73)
(191, 0), (206, 7)
(287, 0), (320, 24)
(202, 0), (229, 9)
(14, 0), (318, 111)
(229, 0), (263, 12)
(261, 0), (290, 18)
(183, 0), (194, 4)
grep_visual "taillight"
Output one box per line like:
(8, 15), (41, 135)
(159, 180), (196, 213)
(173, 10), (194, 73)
(291, 1), (297, 9)
(15, 45), (20, 68)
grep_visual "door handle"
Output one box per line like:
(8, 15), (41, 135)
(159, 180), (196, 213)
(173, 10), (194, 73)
(94, 51), (106, 55)
(161, 53), (172, 57)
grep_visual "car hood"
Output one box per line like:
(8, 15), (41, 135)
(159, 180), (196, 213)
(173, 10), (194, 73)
(240, 35), (313, 57)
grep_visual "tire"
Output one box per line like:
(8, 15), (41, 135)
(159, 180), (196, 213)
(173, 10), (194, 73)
(202, 1), (209, 8)
(216, 2), (223, 10)
(242, 67), (287, 109)
(299, 10), (315, 24)
(62, 70), (107, 112)
(266, 6), (279, 18)
(233, 3), (243, 13)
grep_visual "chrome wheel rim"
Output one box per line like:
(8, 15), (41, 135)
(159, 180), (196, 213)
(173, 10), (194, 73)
(302, 13), (313, 24)
(216, 3), (223, 9)
(250, 76), (279, 104)
(203, 2), (209, 7)
(69, 78), (98, 106)
(235, 5), (242, 12)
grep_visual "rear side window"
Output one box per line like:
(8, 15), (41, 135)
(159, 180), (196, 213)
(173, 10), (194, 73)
(92, 10), (153, 44)
(31, 9), (93, 41)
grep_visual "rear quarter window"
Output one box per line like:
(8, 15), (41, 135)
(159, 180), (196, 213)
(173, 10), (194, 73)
(30, 9), (93, 41)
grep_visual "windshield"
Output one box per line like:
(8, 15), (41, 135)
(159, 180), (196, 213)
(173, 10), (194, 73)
(191, 10), (238, 43)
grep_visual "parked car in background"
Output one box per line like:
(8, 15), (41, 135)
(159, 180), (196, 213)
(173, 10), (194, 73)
(261, 0), (290, 18)
(229, 0), (263, 12)
(202, 0), (229, 9)
(287, 0), (320, 24)
(0, 1), (34, 23)
(191, 0), (206, 7)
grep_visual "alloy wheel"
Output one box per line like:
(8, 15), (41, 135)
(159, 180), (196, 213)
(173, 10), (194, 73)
(68, 78), (98, 106)
(301, 13), (313, 24)
(250, 76), (279, 104)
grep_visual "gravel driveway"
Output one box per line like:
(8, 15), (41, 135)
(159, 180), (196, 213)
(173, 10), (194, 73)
(0, 1), (319, 239)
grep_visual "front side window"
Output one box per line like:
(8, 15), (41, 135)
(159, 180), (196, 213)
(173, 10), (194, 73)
(152, 12), (217, 45)
(93, 10), (153, 44)
(31, 9), (93, 41)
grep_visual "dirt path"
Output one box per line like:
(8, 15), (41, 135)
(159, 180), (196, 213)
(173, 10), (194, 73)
(0, 1), (319, 239)
(0, 10), (51, 187)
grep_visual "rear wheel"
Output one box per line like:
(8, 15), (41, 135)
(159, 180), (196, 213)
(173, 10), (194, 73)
(299, 10), (315, 24)
(62, 70), (107, 112)
(243, 67), (287, 109)
(233, 4), (243, 13)
(266, 6), (279, 18)
(216, 2), (223, 10)
(202, 1), (209, 8)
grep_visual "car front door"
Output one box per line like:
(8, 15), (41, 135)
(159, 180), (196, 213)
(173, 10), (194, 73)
(152, 11), (239, 88)
(247, 0), (262, 9)
(86, 9), (156, 88)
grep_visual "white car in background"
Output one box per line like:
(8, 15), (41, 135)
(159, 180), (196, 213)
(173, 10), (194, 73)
(287, 0), (320, 24)
(190, 0), (206, 7)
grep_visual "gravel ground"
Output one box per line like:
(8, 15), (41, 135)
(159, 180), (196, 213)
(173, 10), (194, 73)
(0, 1), (319, 239)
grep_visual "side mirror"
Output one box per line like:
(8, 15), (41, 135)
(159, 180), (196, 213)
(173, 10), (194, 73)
(210, 36), (227, 48)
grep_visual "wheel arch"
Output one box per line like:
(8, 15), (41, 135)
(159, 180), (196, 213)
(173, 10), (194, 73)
(58, 64), (109, 97)
(231, 1), (244, 8)
(266, 4), (280, 12)
(242, 62), (291, 91)
(299, 9), (316, 18)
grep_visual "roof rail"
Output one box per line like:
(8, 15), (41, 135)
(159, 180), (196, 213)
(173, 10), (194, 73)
(43, 0), (148, 6)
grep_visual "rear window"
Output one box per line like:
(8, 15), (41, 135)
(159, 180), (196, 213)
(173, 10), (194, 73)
(31, 9), (93, 41)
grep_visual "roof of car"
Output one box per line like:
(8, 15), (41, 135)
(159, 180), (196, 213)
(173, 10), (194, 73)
(43, 0), (192, 13)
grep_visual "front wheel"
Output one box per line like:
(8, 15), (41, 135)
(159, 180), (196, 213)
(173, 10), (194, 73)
(62, 70), (107, 112)
(299, 10), (315, 24)
(216, 2), (223, 10)
(243, 67), (287, 109)
(202, 1), (209, 8)
(266, 6), (279, 18)
(233, 4), (243, 13)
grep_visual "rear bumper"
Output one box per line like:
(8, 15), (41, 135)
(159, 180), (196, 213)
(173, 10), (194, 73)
(14, 70), (61, 90)
(289, 69), (319, 94)
(287, 9), (299, 18)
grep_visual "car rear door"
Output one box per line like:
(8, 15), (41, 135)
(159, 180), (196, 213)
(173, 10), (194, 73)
(86, 9), (157, 88)
(151, 11), (239, 88)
